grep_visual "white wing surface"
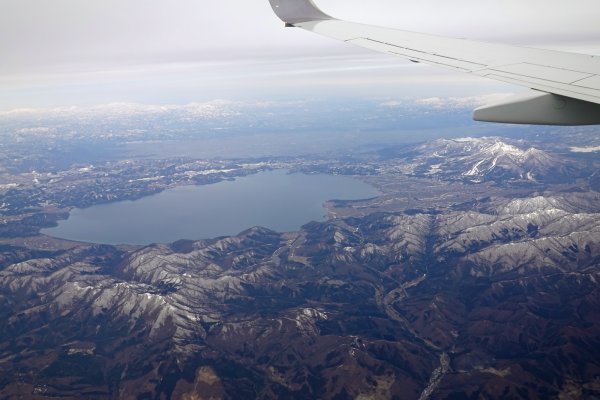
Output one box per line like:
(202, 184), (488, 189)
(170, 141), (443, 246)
(268, 0), (600, 125)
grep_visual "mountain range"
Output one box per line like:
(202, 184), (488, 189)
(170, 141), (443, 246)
(1, 190), (598, 399)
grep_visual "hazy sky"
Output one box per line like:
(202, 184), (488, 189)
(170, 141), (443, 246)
(1, 0), (599, 110)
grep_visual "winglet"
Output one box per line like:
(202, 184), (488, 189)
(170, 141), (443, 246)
(268, 0), (333, 25)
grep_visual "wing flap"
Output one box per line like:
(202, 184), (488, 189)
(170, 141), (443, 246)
(574, 75), (600, 90)
(490, 63), (592, 85)
(481, 72), (600, 104)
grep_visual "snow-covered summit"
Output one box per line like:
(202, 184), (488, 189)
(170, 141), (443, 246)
(410, 137), (575, 184)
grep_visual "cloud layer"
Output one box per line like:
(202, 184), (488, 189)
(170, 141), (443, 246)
(0, 0), (598, 109)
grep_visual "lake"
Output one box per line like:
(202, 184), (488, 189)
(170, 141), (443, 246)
(42, 170), (379, 245)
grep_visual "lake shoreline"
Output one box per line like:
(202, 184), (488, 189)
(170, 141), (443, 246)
(42, 170), (380, 245)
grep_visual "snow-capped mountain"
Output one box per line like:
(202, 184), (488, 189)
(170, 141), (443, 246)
(1, 191), (598, 398)
(406, 137), (579, 183)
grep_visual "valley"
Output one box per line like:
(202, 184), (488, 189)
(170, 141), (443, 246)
(0, 132), (599, 399)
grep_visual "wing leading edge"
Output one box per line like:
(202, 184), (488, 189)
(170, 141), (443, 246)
(268, 0), (600, 125)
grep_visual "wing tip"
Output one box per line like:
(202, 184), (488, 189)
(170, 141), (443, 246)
(268, 0), (333, 25)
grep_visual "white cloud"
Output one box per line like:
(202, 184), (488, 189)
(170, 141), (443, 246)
(414, 93), (515, 108)
(0, 0), (598, 109)
(379, 93), (515, 109)
(16, 127), (54, 135)
(570, 146), (600, 153)
(0, 100), (239, 119)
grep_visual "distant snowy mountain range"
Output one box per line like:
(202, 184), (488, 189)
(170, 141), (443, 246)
(380, 93), (514, 110)
(0, 100), (240, 119)
(1, 94), (520, 123)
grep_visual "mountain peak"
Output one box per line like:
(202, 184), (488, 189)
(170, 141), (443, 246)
(409, 137), (575, 184)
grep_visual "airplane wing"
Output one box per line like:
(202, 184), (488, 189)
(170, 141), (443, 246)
(268, 0), (600, 125)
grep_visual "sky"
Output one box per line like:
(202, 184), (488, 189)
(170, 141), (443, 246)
(1, 0), (599, 110)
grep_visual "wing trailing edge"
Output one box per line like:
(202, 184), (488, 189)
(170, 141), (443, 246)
(267, 0), (600, 125)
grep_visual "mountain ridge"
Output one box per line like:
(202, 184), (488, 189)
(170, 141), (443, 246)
(1, 191), (599, 399)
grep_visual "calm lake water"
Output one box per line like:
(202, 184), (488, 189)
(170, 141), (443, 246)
(42, 170), (379, 245)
